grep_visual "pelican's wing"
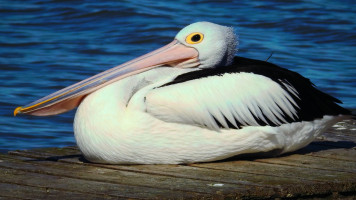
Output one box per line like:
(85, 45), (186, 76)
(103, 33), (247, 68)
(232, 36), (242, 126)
(145, 57), (350, 131)
(146, 72), (299, 130)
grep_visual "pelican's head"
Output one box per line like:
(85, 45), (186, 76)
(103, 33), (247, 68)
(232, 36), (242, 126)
(175, 21), (237, 68)
(14, 22), (238, 116)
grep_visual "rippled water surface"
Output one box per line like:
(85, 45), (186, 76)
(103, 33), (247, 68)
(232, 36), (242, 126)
(1, 0), (355, 152)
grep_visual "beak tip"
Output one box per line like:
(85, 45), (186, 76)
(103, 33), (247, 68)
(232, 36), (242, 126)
(14, 106), (23, 117)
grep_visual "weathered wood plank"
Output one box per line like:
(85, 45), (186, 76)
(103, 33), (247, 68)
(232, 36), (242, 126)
(6, 146), (356, 199)
(0, 159), (202, 199)
(0, 153), (282, 199)
(192, 160), (355, 182)
(0, 154), (227, 198)
(109, 163), (356, 198)
(0, 182), (118, 200)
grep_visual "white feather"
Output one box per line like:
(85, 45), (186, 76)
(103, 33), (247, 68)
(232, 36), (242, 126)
(146, 72), (299, 129)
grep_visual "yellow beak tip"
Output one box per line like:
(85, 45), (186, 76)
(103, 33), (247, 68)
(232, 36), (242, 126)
(14, 107), (23, 117)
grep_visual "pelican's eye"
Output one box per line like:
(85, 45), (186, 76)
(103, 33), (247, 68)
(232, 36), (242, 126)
(186, 32), (204, 44)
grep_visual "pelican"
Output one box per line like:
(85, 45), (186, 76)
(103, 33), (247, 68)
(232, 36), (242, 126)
(14, 22), (351, 164)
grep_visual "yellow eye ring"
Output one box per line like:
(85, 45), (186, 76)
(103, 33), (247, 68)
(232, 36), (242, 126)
(186, 32), (204, 44)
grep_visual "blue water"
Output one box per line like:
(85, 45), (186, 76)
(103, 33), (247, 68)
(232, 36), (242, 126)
(1, 0), (355, 153)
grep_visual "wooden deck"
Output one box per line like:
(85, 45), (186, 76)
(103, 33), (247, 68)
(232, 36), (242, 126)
(1, 119), (356, 199)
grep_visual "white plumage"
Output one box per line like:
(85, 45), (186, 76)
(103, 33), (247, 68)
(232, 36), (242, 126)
(15, 22), (351, 164)
(73, 72), (345, 164)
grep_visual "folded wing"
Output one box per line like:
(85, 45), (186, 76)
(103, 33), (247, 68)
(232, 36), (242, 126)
(146, 72), (300, 130)
(145, 57), (350, 131)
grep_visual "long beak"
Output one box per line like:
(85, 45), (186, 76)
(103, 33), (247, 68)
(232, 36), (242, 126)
(14, 40), (199, 116)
